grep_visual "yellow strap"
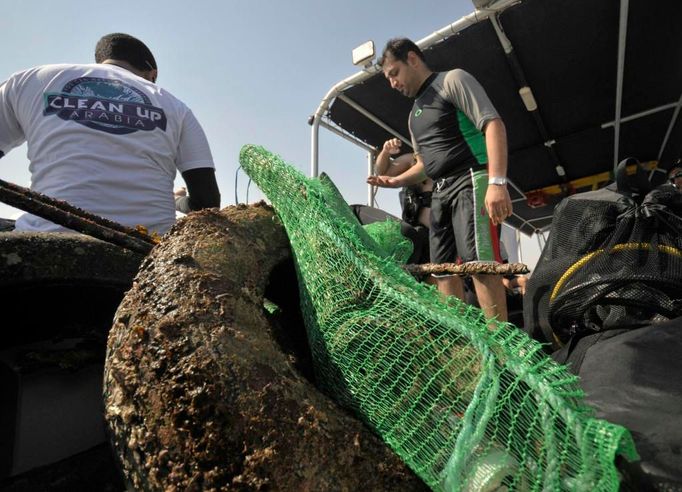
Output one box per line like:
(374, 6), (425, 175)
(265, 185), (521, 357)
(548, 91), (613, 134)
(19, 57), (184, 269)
(550, 242), (682, 302)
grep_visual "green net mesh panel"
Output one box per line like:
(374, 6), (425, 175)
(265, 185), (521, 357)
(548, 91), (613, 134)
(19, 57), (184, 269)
(240, 145), (637, 491)
(362, 220), (413, 264)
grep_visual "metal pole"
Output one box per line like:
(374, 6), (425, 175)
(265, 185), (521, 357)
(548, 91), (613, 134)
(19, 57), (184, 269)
(657, 92), (682, 161)
(367, 151), (375, 206)
(310, 76), (378, 178)
(318, 119), (375, 152)
(337, 94), (410, 145)
(415, 0), (521, 47)
(613, 0), (630, 172)
(489, 13), (566, 180)
(311, 115), (321, 178)
(602, 101), (678, 128)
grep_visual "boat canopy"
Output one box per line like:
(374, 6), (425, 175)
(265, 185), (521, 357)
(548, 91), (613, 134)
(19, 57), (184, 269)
(310, 0), (682, 235)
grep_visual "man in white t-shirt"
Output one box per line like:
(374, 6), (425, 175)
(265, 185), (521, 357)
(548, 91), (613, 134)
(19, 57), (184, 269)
(0, 33), (220, 234)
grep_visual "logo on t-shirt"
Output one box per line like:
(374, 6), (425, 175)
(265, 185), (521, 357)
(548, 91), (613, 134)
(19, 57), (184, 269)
(43, 77), (167, 135)
(414, 109), (423, 117)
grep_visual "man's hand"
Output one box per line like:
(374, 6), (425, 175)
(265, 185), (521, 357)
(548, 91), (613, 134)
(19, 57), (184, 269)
(369, 157), (426, 189)
(485, 184), (513, 225)
(382, 138), (402, 156)
(174, 186), (187, 197)
(367, 175), (401, 188)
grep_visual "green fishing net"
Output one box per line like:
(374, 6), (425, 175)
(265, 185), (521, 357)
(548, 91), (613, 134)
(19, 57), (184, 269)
(362, 219), (413, 264)
(240, 145), (637, 491)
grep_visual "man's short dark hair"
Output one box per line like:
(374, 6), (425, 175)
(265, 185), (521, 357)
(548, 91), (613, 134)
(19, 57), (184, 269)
(95, 33), (157, 72)
(379, 38), (426, 66)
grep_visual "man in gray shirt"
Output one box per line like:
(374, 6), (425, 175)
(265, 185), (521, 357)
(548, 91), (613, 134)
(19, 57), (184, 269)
(368, 38), (512, 322)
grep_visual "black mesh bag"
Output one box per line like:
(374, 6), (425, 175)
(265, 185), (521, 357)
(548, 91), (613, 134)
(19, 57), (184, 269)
(524, 160), (682, 347)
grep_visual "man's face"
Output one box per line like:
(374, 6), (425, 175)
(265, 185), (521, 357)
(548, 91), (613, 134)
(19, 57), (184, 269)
(382, 52), (419, 98)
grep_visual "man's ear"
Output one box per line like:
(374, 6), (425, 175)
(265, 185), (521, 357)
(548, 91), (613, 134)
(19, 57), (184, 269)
(145, 69), (158, 83)
(406, 51), (418, 67)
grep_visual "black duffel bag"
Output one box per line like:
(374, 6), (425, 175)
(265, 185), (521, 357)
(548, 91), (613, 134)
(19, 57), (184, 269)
(524, 159), (682, 348)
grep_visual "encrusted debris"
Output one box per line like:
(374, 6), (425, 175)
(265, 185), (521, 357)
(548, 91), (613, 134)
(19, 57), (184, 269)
(104, 204), (427, 491)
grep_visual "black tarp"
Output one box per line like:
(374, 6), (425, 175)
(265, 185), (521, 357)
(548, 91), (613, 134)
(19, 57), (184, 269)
(553, 318), (682, 489)
(327, 0), (682, 234)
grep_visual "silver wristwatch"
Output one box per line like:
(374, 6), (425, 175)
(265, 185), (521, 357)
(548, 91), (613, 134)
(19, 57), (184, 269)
(488, 176), (507, 186)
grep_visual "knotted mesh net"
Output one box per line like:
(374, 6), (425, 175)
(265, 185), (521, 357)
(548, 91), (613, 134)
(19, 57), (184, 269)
(362, 219), (414, 264)
(240, 145), (637, 491)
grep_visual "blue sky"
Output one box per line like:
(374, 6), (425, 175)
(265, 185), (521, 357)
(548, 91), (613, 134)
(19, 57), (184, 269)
(0, 0), (542, 264)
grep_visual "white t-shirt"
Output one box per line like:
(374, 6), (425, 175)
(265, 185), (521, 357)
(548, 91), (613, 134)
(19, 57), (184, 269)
(0, 63), (215, 234)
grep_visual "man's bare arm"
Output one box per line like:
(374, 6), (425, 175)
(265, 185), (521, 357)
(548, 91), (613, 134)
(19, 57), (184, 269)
(483, 118), (512, 225)
(375, 138), (413, 177)
(368, 154), (427, 188)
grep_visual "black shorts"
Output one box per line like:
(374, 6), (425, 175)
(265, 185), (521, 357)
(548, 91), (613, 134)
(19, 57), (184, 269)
(429, 168), (502, 265)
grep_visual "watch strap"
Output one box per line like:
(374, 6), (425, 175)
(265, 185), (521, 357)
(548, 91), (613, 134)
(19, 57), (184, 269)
(488, 176), (507, 186)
